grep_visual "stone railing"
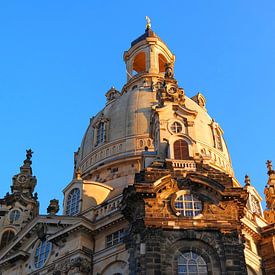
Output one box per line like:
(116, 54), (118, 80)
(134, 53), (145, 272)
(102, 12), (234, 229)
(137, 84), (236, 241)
(94, 196), (122, 221)
(166, 159), (196, 171)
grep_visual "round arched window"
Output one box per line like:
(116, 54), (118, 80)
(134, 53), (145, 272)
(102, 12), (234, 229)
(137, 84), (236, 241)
(174, 191), (202, 217)
(171, 122), (183, 134)
(0, 230), (15, 249)
(178, 251), (207, 274)
(9, 209), (21, 223)
(66, 188), (80, 216)
(34, 240), (52, 268)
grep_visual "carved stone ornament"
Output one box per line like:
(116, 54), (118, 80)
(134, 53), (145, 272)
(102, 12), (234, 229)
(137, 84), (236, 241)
(164, 62), (174, 79)
(55, 257), (91, 273)
(155, 79), (185, 107)
(36, 223), (47, 240)
(47, 199), (60, 215)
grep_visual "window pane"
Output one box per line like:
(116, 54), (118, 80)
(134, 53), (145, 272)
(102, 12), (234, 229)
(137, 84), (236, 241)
(66, 188), (80, 216)
(178, 252), (207, 275)
(34, 241), (52, 268)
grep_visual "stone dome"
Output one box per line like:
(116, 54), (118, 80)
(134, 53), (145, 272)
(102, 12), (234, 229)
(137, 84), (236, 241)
(75, 29), (234, 183)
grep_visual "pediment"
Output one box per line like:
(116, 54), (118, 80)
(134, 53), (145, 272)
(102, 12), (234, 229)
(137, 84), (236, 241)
(152, 102), (198, 120)
(172, 104), (198, 119)
(0, 215), (93, 268)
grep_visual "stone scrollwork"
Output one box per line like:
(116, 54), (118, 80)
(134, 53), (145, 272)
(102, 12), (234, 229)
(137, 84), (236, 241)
(155, 79), (185, 107)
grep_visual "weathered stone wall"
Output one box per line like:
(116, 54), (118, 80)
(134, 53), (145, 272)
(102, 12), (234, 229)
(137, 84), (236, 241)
(125, 227), (248, 275)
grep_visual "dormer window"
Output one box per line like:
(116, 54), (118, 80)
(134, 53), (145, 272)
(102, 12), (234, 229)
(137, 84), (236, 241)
(96, 122), (106, 145)
(66, 188), (80, 216)
(93, 115), (109, 147)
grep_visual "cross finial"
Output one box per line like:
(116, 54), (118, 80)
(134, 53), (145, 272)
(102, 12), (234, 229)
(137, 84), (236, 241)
(244, 174), (251, 186)
(145, 16), (151, 30)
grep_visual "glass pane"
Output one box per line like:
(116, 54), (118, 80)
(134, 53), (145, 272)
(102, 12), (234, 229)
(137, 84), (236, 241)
(178, 252), (207, 275)
(178, 265), (187, 272)
(185, 202), (193, 209)
(188, 265), (198, 272)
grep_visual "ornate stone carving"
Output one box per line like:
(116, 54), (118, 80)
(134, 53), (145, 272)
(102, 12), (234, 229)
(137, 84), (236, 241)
(36, 223), (47, 240)
(47, 199), (60, 215)
(11, 149), (37, 197)
(155, 79), (185, 107)
(55, 257), (91, 274)
(164, 63), (174, 79)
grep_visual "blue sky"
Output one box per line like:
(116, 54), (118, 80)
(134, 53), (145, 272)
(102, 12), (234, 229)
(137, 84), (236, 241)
(0, 1), (274, 213)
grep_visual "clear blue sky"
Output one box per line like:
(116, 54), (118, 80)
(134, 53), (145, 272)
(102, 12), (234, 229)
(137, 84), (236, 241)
(0, 1), (274, 214)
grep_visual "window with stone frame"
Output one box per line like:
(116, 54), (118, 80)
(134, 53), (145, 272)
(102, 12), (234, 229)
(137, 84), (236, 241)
(0, 230), (15, 249)
(250, 195), (261, 215)
(106, 229), (124, 248)
(174, 191), (202, 217)
(96, 121), (106, 145)
(178, 251), (208, 274)
(66, 188), (81, 216)
(34, 240), (52, 269)
(174, 140), (189, 160)
(171, 121), (183, 134)
(9, 209), (21, 223)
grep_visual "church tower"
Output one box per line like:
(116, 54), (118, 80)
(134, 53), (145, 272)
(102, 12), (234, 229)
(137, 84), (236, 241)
(121, 21), (249, 275)
(0, 20), (274, 275)
(0, 150), (39, 250)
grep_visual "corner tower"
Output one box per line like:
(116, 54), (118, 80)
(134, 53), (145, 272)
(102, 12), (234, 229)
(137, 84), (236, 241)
(0, 150), (39, 250)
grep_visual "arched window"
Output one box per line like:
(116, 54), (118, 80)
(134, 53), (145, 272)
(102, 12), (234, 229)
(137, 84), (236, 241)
(158, 53), (167, 73)
(9, 209), (21, 223)
(178, 251), (207, 274)
(34, 240), (52, 268)
(66, 188), (80, 216)
(96, 122), (106, 145)
(0, 230), (15, 249)
(132, 52), (146, 75)
(174, 140), (189, 160)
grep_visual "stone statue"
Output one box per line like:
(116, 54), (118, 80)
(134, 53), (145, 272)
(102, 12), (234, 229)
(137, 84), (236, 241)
(146, 16), (151, 30)
(26, 149), (33, 160)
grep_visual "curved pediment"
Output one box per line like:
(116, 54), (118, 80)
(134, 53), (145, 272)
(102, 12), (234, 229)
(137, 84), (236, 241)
(83, 181), (113, 207)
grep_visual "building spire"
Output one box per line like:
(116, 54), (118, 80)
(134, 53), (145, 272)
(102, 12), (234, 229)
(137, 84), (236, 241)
(11, 149), (37, 196)
(264, 160), (275, 223)
(145, 16), (151, 30)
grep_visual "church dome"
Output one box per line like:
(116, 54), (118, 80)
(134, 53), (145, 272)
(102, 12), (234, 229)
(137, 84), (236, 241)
(75, 27), (234, 184)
